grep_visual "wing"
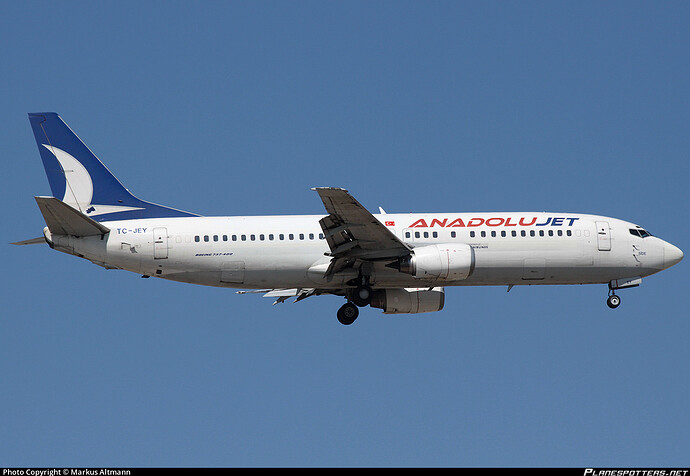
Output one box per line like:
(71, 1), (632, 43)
(313, 187), (411, 263)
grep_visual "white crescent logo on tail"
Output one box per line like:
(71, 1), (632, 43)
(41, 144), (143, 216)
(42, 143), (93, 209)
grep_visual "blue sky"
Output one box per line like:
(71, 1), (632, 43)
(1, 0), (688, 467)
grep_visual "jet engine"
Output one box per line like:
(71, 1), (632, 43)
(370, 287), (445, 314)
(389, 243), (474, 280)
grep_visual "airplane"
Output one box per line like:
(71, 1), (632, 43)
(14, 112), (683, 325)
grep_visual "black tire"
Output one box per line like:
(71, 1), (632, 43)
(352, 285), (373, 307)
(337, 302), (359, 325)
(607, 295), (621, 309)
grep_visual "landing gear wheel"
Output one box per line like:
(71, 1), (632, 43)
(607, 294), (621, 309)
(337, 302), (359, 325)
(352, 285), (373, 307)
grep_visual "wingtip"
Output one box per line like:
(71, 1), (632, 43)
(312, 187), (349, 192)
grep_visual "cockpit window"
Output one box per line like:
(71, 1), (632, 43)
(630, 228), (652, 238)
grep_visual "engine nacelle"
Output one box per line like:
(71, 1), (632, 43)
(395, 243), (474, 280)
(370, 287), (445, 314)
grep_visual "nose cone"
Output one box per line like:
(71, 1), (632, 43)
(663, 242), (684, 269)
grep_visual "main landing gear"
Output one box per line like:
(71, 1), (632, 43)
(337, 280), (373, 325)
(352, 284), (373, 307)
(337, 302), (359, 325)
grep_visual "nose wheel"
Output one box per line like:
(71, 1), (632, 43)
(606, 292), (621, 309)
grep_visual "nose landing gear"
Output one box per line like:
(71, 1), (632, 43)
(606, 292), (621, 309)
(607, 282), (621, 308)
(606, 277), (643, 309)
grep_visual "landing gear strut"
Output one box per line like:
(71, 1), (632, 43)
(338, 272), (371, 325)
(337, 302), (359, 325)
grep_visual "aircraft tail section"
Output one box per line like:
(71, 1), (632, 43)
(28, 113), (198, 222)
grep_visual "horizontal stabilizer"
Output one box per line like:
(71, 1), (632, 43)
(11, 237), (46, 246)
(35, 196), (110, 237)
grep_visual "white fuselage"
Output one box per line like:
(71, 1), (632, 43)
(47, 212), (673, 290)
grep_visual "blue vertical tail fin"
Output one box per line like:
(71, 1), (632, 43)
(28, 112), (198, 221)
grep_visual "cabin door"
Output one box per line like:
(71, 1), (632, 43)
(595, 221), (611, 251)
(153, 227), (168, 259)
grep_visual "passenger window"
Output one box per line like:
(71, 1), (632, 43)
(269, 234), (274, 240)
(423, 231), (429, 238)
(309, 233), (314, 240)
(470, 231), (475, 238)
(557, 230), (563, 236)
(250, 234), (255, 241)
(501, 231), (506, 237)
(289, 234), (294, 240)
(279, 234), (284, 240)
(432, 231), (438, 238)
(530, 230), (535, 237)
(415, 232), (420, 238)
(521, 230), (526, 237)
(204, 235), (209, 242)
(539, 230), (544, 237)
(213, 235), (218, 242)
(451, 231), (456, 238)
(566, 230), (572, 237)
(511, 231), (517, 237)
(194, 235), (200, 242)
(319, 233), (325, 239)
(480, 231), (486, 238)
(260, 234), (265, 241)
(223, 235), (228, 241)
(405, 231), (411, 238)
(548, 230), (554, 237)
(491, 231), (496, 237)
(241, 235), (246, 241)
(299, 233), (305, 240)
(232, 235), (237, 241)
